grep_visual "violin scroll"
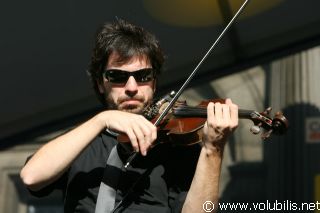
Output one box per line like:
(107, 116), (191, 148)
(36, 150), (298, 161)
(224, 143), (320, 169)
(246, 107), (288, 140)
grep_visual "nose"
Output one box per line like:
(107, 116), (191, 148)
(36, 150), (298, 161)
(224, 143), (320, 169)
(124, 76), (138, 96)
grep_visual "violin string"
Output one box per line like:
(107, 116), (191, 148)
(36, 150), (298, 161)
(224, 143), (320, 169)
(174, 105), (257, 119)
(173, 105), (207, 116)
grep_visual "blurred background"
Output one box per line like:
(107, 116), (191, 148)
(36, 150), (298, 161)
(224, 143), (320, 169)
(1, 0), (320, 212)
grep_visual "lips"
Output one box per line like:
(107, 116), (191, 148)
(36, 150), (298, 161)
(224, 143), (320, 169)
(119, 99), (145, 113)
(119, 98), (144, 110)
(118, 95), (144, 105)
(122, 99), (141, 105)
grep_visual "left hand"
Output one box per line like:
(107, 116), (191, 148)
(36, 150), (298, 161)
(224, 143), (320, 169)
(202, 98), (238, 155)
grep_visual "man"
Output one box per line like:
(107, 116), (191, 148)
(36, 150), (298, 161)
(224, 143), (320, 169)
(20, 19), (238, 212)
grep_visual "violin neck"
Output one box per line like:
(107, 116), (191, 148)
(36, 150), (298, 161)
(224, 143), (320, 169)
(173, 105), (257, 120)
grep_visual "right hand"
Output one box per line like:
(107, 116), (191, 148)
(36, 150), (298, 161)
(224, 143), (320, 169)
(98, 110), (157, 156)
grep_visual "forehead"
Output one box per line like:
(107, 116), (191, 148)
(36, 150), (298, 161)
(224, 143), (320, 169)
(106, 52), (151, 70)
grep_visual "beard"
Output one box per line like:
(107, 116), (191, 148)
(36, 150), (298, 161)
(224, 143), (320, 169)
(105, 93), (151, 114)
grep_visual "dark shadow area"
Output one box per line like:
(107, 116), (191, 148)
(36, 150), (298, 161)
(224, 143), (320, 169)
(219, 103), (320, 212)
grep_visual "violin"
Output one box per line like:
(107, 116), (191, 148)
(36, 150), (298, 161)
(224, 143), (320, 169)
(118, 91), (289, 146)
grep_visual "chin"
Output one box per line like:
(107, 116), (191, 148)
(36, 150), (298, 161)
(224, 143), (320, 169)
(123, 108), (142, 114)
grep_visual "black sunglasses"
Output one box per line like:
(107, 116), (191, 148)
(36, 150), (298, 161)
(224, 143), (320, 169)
(103, 68), (156, 84)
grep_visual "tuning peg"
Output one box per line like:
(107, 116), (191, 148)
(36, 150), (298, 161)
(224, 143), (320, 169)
(250, 120), (264, 135)
(262, 129), (273, 140)
(262, 107), (272, 115)
(250, 125), (261, 134)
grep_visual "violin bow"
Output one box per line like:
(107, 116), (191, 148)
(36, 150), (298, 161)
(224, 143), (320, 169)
(124, 0), (251, 169)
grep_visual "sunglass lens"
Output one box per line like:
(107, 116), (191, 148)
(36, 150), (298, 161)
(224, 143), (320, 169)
(135, 69), (154, 82)
(106, 70), (129, 83)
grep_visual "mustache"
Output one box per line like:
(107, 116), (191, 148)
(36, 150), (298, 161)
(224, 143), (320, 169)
(117, 95), (145, 104)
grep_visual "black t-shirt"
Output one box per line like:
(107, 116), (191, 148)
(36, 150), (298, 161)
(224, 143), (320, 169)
(30, 132), (201, 213)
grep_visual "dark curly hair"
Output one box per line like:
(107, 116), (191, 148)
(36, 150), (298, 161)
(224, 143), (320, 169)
(87, 19), (165, 106)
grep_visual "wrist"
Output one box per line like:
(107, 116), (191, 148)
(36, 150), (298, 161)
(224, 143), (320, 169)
(202, 140), (226, 157)
(94, 111), (109, 130)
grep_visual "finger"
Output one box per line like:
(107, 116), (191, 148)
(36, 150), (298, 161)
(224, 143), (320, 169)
(131, 123), (146, 155)
(222, 104), (230, 123)
(151, 125), (157, 145)
(206, 102), (215, 127)
(142, 117), (157, 144)
(225, 98), (232, 105)
(226, 98), (239, 128)
(126, 128), (139, 153)
(136, 118), (154, 156)
(214, 102), (223, 123)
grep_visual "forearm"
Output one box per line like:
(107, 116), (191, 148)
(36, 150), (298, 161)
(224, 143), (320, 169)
(20, 113), (105, 191)
(182, 145), (224, 213)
